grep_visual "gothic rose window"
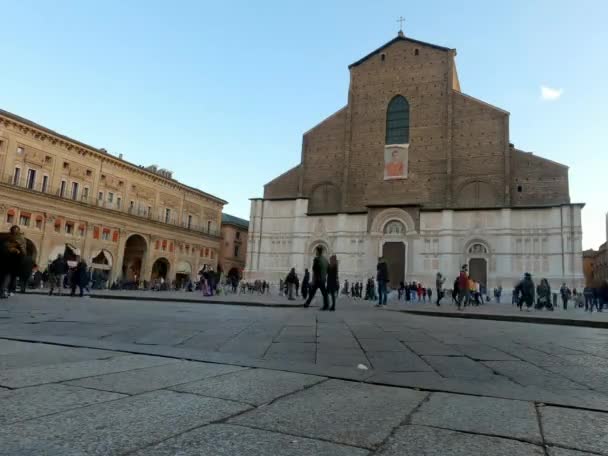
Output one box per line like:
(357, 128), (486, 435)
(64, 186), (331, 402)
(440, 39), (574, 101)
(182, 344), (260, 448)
(386, 95), (410, 145)
(384, 220), (406, 235)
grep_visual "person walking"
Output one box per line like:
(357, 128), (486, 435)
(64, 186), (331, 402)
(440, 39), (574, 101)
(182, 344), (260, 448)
(70, 259), (88, 297)
(301, 269), (310, 300)
(48, 254), (67, 296)
(285, 268), (298, 300)
(599, 280), (608, 312)
(304, 246), (329, 310)
(536, 278), (552, 310)
(435, 272), (445, 306)
(0, 226), (27, 298)
(327, 255), (339, 311)
(457, 266), (469, 310)
(584, 286), (594, 311)
(376, 257), (389, 307)
(517, 272), (535, 311)
(560, 283), (571, 310)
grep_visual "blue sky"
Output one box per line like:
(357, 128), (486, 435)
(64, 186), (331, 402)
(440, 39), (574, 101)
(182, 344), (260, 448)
(2, 0), (606, 249)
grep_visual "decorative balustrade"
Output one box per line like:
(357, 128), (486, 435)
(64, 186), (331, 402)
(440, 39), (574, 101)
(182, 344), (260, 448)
(3, 176), (220, 237)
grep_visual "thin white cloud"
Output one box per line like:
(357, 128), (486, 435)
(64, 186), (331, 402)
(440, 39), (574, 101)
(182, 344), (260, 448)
(540, 85), (563, 101)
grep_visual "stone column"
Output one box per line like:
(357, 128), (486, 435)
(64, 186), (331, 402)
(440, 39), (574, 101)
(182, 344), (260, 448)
(112, 229), (128, 283)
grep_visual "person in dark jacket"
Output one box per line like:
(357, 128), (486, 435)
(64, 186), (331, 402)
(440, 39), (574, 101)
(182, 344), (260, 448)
(304, 246), (329, 310)
(516, 272), (535, 311)
(457, 266), (469, 310)
(536, 278), (552, 310)
(326, 255), (339, 311)
(560, 283), (571, 310)
(301, 269), (310, 300)
(285, 268), (298, 300)
(435, 272), (446, 306)
(48, 254), (67, 296)
(70, 259), (89, 297)
(376, 257), (389, 307)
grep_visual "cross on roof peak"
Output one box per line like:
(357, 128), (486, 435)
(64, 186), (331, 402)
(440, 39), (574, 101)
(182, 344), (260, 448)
(396, 16), (405, 36)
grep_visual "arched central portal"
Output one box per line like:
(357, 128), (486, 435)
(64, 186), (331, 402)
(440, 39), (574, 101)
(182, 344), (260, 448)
(469, 258), (487, 289)
(382, 241), (405, 289)
(123, 234), (146, 281)
(151, 258), (170, 280)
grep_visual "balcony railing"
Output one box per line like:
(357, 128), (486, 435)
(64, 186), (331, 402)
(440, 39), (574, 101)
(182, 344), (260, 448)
(4, 176), (221, 237)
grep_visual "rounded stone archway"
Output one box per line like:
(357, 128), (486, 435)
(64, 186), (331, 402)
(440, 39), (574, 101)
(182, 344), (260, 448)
(151, 257), (170, 281)
(25, 238), (38, 264)
(370, 208), (416, 235)
(175, 260), (192, 289)
(464, 240), (491, 290)
(122, 234), (147, 282)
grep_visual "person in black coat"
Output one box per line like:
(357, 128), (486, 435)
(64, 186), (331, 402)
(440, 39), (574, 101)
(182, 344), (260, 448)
(516, 272), (535, 311)
(326, 255), (339, 311)
(301, 269), (310, 300)
(376, 257), (389, 306)
(70, 259), (89, 297)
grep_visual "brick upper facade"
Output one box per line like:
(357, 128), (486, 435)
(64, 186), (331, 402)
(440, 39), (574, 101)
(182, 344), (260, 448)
(263, 34), (570, 213)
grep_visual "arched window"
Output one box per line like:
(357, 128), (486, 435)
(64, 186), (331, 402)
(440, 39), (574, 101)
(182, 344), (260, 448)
(386, 95), (410, 145)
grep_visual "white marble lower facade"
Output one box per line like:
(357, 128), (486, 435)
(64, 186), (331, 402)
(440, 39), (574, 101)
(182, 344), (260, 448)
(245, 198), (584, 291)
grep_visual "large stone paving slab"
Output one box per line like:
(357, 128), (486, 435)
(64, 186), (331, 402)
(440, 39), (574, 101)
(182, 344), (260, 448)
(0, 383), (125, 425)
(171, 368), (325, 405)
(0, 354), (177, 388)
(406, 341), (461, 356)
(376, 425), (545, 455)
(411, 392), (542, 443)
(542, 362), (608, 393)
(230, 379), (427, 449)
(548, 448), (599, 456)
(453, 344), (517, 361)
(358, 338), (406, 352)
(0, 342), (124, 370)
(264, 342), (315, 363)
(483, 360), (587, 390)
(134, 328), (201, 345)
(65, 360), (247, 394)
(132, 423), (369, 456)
(422, 355), (496, 379)
(0, 390), (250, 455)
(366, 350), (432, 372)
(540, 405), (608, 455)
(316, 349), (369, 368)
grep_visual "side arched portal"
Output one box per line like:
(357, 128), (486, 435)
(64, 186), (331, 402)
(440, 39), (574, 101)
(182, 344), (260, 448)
(123, 234), (147, 281)
(151, 257), (170, 281)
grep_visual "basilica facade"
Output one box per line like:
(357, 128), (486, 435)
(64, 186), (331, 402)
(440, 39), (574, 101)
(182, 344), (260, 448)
(245, 32), (584, 290)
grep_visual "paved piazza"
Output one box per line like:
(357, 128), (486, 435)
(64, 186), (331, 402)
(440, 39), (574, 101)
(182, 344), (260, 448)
(1, 294), (608, 455)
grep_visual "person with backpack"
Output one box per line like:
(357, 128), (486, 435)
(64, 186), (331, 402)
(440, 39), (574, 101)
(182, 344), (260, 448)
(48, 254), (67, 296)
(285, 268), (298, 300)
(516, 272), (535, 311)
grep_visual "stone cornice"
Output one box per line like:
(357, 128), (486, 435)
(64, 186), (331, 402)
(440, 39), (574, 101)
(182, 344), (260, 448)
(0, 109), (227, 206)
